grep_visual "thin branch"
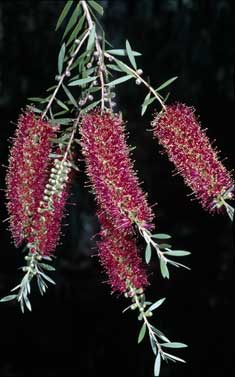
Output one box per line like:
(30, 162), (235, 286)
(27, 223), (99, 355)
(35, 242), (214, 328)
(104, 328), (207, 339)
(81, 0), (106, 111)
(41, 29), (90, 120)
(105, 52), (166, 110)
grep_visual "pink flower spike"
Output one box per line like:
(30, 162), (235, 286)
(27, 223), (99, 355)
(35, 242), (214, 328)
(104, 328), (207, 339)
(152, 103), (234, 213)
(97, 211), (148, 294)
(6, 110), (58, 247)
(80, 109), (154, 231)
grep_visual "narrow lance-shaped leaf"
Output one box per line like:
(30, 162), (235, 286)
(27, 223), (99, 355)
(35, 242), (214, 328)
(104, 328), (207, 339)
(138, 322), (147, 344)
(148, 298), (166, 313)
(55, 0), (73, 31)
(66, 14), (85, 46)
(152, 233), (172, 240)
(106, 49), (141, 56)
(126, 40), (137, 69)
(55, 98), (69, 111)
(164, 250), (191, 257)
(160, 258), (170, 279)
(115, 59), (134, 75)
(155, 76), (178, 92)
(87, 24), (96, 51)
(107, 75), (133, 87)
(39, 272), (56, 285)
(62, 84), (78, 108)
(0, 295), (17, 302)
(151, 326), (170, 343)
(163, 352), (186, 363)
(161, 342), (188, 348)
(62, 3), (81, 40)
(145, 243), (152, 264)
(141, 92), (150, 116)
(149, 334), (157, 355)
(81, 99), (101, 114)
(58, 43), (66, 75)
(154, 352), (161, 377)
(107, 64), (123, 72)
(39, 263), (56, 272)
(89, 0), (104, 16)
(68, 76), (97, 86)
(141, 93), (156, 116)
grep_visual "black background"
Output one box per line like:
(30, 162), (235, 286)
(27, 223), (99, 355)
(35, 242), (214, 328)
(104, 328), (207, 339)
(0, 1), (234, 376)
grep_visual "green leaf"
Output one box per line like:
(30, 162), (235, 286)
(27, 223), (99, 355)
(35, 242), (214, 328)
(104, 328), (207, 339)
(55, 98), (69, 111)
(28, 97), (46, 102)
(163, 352), (186, 363)
(149, 334), (157, 355)
(126, 40), (137, 69)
(141, 92), (156, 116)
(154, 352), (161, 377)
(106, 49), (141, 56)
(159, 243), (172, 249)
(152, 233), (172, 240)
(87, 24), (96, 51)
(115, 60), (134, 75)
(39, 263), (56, 271)
(53, 109), (67, 117)
(50, 118), (72, 125)
(89, 0), (104, 16)
(151, 326), (170, 343)
(160, 259), (170, 279)
(107, 75), (133, 86)
(55, 1), (73, 31)
(143, 96), (156, 107)
(141, 92), (150, 116)
(107, 64), (123, 72)
(66, 14), (85, 46)
(145, 243), (152, 264)
(81, 99), (101, 113)
(27, 106), (42, 114)
(148, 298), (166, 313)
(164, 250), (191, 257)
(24, 296), (32, 311)
(155, 76), (178, 92)
(68, 76), (97, 86)
(58, 43), (66, 75)
(62, 3), (81, 40)
(138, 322), (147, 344)
(46, 85), (57, 92)
(39, 272), (56, 285)
(161, 342), (188, 348)
(0, 295), (17, 302)
(62, 84), (78, 108)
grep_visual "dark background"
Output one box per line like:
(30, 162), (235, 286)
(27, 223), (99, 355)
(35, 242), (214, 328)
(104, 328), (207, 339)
(0, 1), (234, 376)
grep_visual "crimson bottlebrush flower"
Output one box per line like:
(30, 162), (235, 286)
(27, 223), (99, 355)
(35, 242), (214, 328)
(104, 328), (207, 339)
(6, 110), (58, 247)
(97, 211), (148, 294)
(152, 103), (234, 212)
(80, 110), (154, 231)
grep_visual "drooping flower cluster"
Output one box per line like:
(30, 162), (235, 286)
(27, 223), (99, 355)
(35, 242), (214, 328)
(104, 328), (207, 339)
(6, 111), (57, 247)
(152, 103), (234, 212)
(6, 110), (71, 255)
(97, 211), (148, 294)
(80, 110), (154, 231)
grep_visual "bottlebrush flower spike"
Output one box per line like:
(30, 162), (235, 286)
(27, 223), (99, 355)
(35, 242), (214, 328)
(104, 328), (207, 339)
(6, 110), (58, 247)
(152, 103), (234, 212)
(97, 211), (148, 294)
(80, 109), (154, 231)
